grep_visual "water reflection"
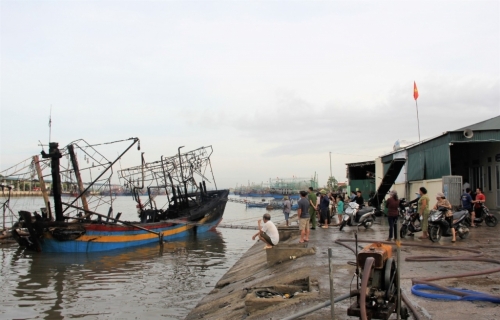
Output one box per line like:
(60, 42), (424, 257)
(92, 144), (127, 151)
(0, 196), (259, 320)
(1, 230), (231, 320)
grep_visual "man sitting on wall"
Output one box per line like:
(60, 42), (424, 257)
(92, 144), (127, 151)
(252, 213), (279, 249)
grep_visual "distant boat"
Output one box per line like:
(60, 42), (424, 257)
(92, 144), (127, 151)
(271, 193), (299, 200)
(246, 202), (268, 208)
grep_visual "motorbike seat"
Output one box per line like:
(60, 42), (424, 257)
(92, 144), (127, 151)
(354, 207), (373, 222)
(357, 207), (373, 215)
(453, 210), (467, 220)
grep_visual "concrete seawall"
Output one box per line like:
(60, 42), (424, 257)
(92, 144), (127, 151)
(187, 214), (500, 320)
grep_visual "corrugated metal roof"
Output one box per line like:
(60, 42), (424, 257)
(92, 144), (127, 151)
(379, 115), (500, 158)
(346, 160), (375, 167)
(455, 115), (500, 131)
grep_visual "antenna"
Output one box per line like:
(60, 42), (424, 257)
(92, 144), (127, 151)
(49, 105), (52, 143)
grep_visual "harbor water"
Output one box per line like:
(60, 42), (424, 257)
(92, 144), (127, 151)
(0, 195), (284, 319)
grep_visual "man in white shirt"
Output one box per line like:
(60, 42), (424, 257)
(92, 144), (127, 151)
(252, 213), (279, 249)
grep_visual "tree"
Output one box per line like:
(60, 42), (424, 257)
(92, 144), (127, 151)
(327, 176), (338, 191)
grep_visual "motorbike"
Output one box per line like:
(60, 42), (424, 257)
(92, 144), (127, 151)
(339, 202), (375, 231)
(399, 200), (421, 238)
(466, 203), (498, 227)
(428, 207), (470, 242)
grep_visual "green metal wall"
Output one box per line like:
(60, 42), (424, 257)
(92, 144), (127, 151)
(449, 130), (500, 143)
(382, 154), (393, 176)
(349, 179), (376, 198)
(407, 134), (451, 181)
(382, 129), (500, 183)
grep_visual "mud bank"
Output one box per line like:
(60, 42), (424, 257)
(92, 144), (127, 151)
(187, 213), (500, 320)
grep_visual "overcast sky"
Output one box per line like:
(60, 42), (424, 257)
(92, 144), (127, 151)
(1, 0), (499, 189)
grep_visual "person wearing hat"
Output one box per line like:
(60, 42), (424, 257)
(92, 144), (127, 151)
(283, 196), (291, 226)
(386, 190), (400, 241)
(433, 192), (456, 242)
(319, 189), (330, 228)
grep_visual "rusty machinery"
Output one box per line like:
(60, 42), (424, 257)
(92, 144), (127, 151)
(348, 242), (409, 320)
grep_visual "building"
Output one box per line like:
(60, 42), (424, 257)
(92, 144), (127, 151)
(375, 115), (500, 208)
(346, 160), (376, 199)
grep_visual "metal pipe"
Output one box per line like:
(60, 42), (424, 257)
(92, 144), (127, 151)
(208, 158), (217, 190)
(328, 247), (335, 319)
(355, 231), (359, 289)
(62, 137), (139, 214)
(178, 146), (188, 205)
(68, 144), (89, 212)
(160, 156), (171, 203)
(397, 217), (401, 320)
(281, 292), (353, 320)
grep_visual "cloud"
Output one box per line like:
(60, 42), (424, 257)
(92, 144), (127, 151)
(183, 75), (499, 159)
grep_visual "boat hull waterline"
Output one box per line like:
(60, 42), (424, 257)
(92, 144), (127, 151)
(13, 191), (228, 253)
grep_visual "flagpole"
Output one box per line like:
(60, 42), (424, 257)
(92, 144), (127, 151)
(413, 81), (421, 142)
(415, 99), (421, 142)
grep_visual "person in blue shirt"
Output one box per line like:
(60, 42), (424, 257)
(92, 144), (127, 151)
(461, 187), (474, 225)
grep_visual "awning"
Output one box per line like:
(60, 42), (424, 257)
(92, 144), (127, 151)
(369, 158), (406, 207)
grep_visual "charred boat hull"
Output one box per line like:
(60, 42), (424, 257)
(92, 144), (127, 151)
(13, 190), (228, 253)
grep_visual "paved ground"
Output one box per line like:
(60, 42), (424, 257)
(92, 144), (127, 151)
(186, 212), (500, 320)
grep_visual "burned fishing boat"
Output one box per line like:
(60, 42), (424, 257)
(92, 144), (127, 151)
(6, 138), (228, 252)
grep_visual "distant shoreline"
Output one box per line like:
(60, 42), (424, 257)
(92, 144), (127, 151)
(0, 191), (43, 197)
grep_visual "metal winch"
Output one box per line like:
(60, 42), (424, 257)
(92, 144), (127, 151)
(348, 242), (408, 320)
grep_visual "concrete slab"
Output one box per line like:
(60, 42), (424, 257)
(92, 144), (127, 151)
(186, 212), (500, 320)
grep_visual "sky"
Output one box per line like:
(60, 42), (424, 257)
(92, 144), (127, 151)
(1, 0), (499, 189)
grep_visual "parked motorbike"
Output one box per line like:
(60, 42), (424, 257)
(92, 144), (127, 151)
(428, 207), (470, 242)
(339, 202), (375, 231)
(466, 203), (498, 227)
(399, 200), (421, 238)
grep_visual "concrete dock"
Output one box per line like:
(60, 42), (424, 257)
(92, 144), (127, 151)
(186, 213), (500, 320)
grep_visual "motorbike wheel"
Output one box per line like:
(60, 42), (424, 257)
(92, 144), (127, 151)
(400, 225), (408, 239)
(464, 217), (471, 227)
(459, 230), (469, 239)
(363, 220), (373, 229)
(429, 225), (441, 242)
(485, 216), (498, 227)
(339, 220), (346, 231)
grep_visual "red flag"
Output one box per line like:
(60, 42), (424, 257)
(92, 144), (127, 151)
(413, 81), (419, 100)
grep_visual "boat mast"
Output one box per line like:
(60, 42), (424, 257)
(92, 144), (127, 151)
(33, 155), (52, 221)
(67, 144), (89, 213)
(41, 142), (64, 222)
(178, 146), (188, 205)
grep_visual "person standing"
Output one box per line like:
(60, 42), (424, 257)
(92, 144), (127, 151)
(336, 195), (344, 226)
(308, 187), (318, 229)
(283, 196), (291, 227)
(328, 193), (337, 224)
(433, 192), (455, 242)
(418, 187), (430, 239)
(319, 190), (330, 228)
(386, 190), (400, 241)
(461, 188), (474, 226)
(251, 213), (279, 249)
(472, 187), (486, 224)
(297, 191), (310, 243)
